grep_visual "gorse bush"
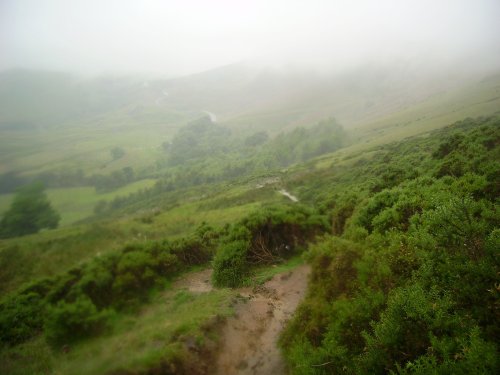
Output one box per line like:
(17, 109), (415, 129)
(212, 240), (249, 287)
(212, 204), (328, 287)
(280, 116), (500, 374)
(0, 222), (221, 348)
(0, 292), (45, 345)
(44, 296), (113, 346)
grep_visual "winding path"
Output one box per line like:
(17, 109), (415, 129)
(279, 189), (299, 202)
(203, 110), (217, 123)
(214, 265), (310, 375)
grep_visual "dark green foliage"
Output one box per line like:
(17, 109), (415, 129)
(244, 131), (269, 147)
(212, 204), (328, 287)
(0, 222), (220, 347)
(268, 118), (345, 166)
(212, 240), (250, 287)
(417, 196), (496, 259)
(167, 117), (231, 166)
(0, 293), (45, 345)
(90, 166), (135, 192)
(0, 182), (60, 238)
(280, 116), (500, 374)
(44, 296), (112, 347)
(432, 133), (465, 158)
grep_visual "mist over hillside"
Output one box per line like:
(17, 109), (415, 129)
(2, 60), (498, 131)
(1, 1), (499, 374)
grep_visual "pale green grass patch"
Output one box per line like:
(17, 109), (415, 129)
(53, 288), (235, 375)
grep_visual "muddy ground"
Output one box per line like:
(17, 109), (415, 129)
(173, 265), (310, 375)
(213, 265), (310, 375)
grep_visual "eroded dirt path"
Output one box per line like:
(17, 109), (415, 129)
(214, 265), (310, 375)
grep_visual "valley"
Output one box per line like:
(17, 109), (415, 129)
(0, 66), (499, 375)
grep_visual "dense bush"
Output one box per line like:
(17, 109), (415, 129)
(212, 240), (250, 287)
(0, 293), (45, 345)
(0, 223), (220, 348)
(44, 296), (113, 346)
(280, 116), (500, 374)
(212, 204), (328, 287)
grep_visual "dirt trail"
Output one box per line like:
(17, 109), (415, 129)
(214, 265), (310, 375)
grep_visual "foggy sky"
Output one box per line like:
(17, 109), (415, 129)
(1, 0), (499, 77)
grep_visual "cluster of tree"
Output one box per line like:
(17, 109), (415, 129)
(110, 146), (125, 161)
(165, 117), (231, 166)
(279, 116), (500, 373)
(0, 182), (60, 238)
(164, 116), (345, 170)
(97, 117), (346, 215)
(88, 166), (135, 192)
(35, 169), (87, 189)
(267, 118), (345, 166)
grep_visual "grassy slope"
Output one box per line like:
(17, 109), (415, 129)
(1, 69), (499, 374)
(0, 109), (189, 177)
(53, 288), (235, 375)
(2, 286), (235, 375)
(221, 72), (500, 135)
(0, 181), (282, 296)
(0, 183), (286, 375)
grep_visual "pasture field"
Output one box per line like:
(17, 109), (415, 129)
(0, 179), (157, 226)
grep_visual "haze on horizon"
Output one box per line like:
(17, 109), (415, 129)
(1, 0), (500, 77)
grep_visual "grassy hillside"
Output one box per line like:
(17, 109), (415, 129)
(278, 116), (499, 374)
(0, 65), (499, 374)
(1, 115), (498, 374)
(0, 70), (200, 179)
(2, 67), (499, 183)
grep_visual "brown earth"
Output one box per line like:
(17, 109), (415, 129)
(172, 265), (310, 374)
(213, 265), (310, 375)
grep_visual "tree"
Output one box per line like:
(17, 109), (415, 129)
(0, 182), (60, 238)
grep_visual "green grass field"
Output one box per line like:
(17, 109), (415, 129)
(0, 179), (157, 226)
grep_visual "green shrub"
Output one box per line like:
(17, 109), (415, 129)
(397, 327), (499, 374)
(44, 296), (113, 347)
(212, 240), (249, 287)
(73, 255), (117, 308)
(0, 293), (45, 346)
(280, 237), (385, 374)
(212, 204), (328, 287)
(112, 251), (159, 301)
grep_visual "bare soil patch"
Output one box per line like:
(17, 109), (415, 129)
(213, 265), (310, 375)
